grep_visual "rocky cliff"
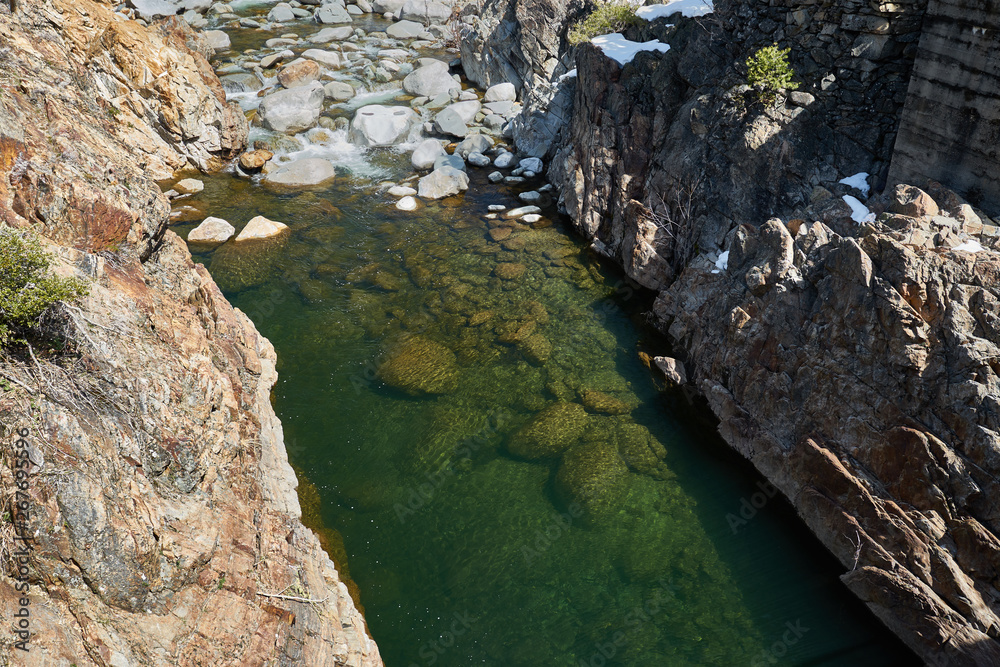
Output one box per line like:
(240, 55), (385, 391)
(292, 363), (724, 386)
(469, 0), (1000, 664)
(0, 1), (381, 665)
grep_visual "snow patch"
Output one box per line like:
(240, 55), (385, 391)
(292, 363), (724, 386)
(591, 33), (670, 66)
(839, 172), (871, 198)
(953, 240), (985, 253)
(636, 0), (714, 20)
(559, 69), (578, 82)
(711, 250), (729, 274)
(842, 195), (875, 223)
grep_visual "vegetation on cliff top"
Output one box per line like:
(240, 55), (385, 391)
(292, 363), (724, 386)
(0, 229), (89, 347)
(568, 0), (642, 45)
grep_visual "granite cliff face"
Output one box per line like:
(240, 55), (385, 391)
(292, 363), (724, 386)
(468, 0), (1000, 664)
(0, 1), (380, 664)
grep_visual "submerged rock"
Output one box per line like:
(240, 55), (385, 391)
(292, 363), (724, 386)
(262, 158), (337, 187)
(555, 440), (630, 522)
(507, 402), (588, 459)
(377, 336), (460, 395)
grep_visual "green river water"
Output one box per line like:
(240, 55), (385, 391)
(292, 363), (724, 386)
(172, 4), (919, 665)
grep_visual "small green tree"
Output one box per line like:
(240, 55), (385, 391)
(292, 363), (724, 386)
(0, 229), (89, 347)
(568, 0), (642, 45)
(746, 44), (798, 103)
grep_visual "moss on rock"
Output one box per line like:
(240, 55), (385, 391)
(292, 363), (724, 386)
(377, 335), (460, 395)
(507, 401), (589, 459)
(555, 440), (630, 522)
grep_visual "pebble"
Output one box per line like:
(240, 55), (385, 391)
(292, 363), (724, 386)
(396, 196), (418, 211)
(388, 185), (418, 197)
(488, 171), (504, 183)
(488, 204), (507, 212)
(519, 191), (541, 204)
(504, 176), (525, 185)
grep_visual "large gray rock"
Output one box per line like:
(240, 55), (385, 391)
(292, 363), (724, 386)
(315, 4), (353, 23)
(399, 0), (451, 24)
(433, 153), (466, 172)
(372, 0), (407, 13)
(267, 2), (296, 22)
(348, 105), (420, 146)
(456, 134), (493, 158)
(411, 138), (445, 169)
(417, 166), (469, 199)
(128, 0), (212, 18)
(188, 216), (235, 244)
(220, 72), (263, 94)
(204, 30), (231, 51)
(386, 19), (425, 39)
(262, 158), (337, 187)
(441, 100), (480, 124)
(433, 106), (468, 138)
(312, 26), (354, 42)
(324, 81), (356, 101)
(484, 82), (516, 102)
(302, 49), (342, 69)
(402, 61), (460, 97)
(258, 81), (326, 133)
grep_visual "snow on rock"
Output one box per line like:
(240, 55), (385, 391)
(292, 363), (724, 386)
(839, 172), (871, 198)
(711, 250), (729, 274)
(591, 34), (670, 66)
(559, 69), (578, 82)
(636, 0), (713, 20)
(842, 195), (875, 223)
(953, 240), (985, 253)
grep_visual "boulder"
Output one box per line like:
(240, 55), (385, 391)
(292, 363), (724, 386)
(556, 441), (629, 521)
(259, 81), (325, 133)
(203, 30), (231, 51)
(411, 138), (445, 169)
(399, 0), (451, 24)
(402, 61), (459, 97)
(484, 82), (516, 102)
(220, 72), (262, 94)
(372, 0), (406, 12)
(377, 336), (459, 395)
(261, 50), (294, 69)
(261, 158), (337, 187)
(433, 153), (466, 172)
(188, 216), (235, 244)
(302, 49), (342, 69)
(315, 4), (353, 23)
(433, 107), (468, 138)
(417, 166), (469, 199)
(278, 59), (321, 88)
(312, 26), (354, 42)
(238, 149), (274, 173)
(890, 184), (940, 219)
(173, 178), (204, 194)
(235, 215), (289, 240)
(324, 81), (356, 101)
(455, 133), (493, 158)
(348, 105), (419, 146)
(508, 402), (589, 459)
(396, 195), (418, 211)
(520, 156), (543, 173)
(267, 2), (296, 22)
(441, 100), (481, 124)
(467, 151), (491, 167)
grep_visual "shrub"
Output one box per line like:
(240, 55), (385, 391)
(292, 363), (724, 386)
(0, 229), (89, 347)
(746, 44), (798, 103)
(568, 0), (642, 45)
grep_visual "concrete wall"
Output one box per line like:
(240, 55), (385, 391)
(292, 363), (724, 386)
(888, 0), (1000, 216)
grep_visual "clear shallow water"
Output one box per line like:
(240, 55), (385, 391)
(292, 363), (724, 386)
(178, 8), (921, 667)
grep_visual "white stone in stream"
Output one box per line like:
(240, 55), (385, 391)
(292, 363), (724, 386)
(519, 157), (543, 173)
(204, 30), (231, 51)
(259, 81), (325, 133)
(235, 216), (289, 241)
(411, 139), (445, 170)
(386, 19), (427, 39)
(459, 90), (479, 101)
(519, 190), (541, 204)
(417, 166), (469, 199)
(488, 171), (503, 183)
(402, 61), (459, 97)
(396, 195), (418, 210)
(302, 49), (341, 68)
(503, 205), (541, 219)
(521, 213), (542, 223)
(347, 5), (363, 14)
(188, 216), (235, 243)
(267, 2), (296, 22)
(467, 152), (491, 167)
(483, 114), (505, 130)
(484, 82), (516, 102)
(455, 133), (493, 158)
(316, 4), (353, 23)
(349, 105), (419, 146)
(388, 185), (417, 197)
(324, 81), (356, 101)
(260, 50), (294, 68)
(372, 0), (406, 12)
(494, 151), (515, 168)
(262, 158), (337, 186)
(487, 204), (506, 212)
(174, 178), (204, 194)
(484, 100), (514, 116)
(313, 26), (354, 42)
(400, 0), (451, 23)
(378, 48), (411, 61)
